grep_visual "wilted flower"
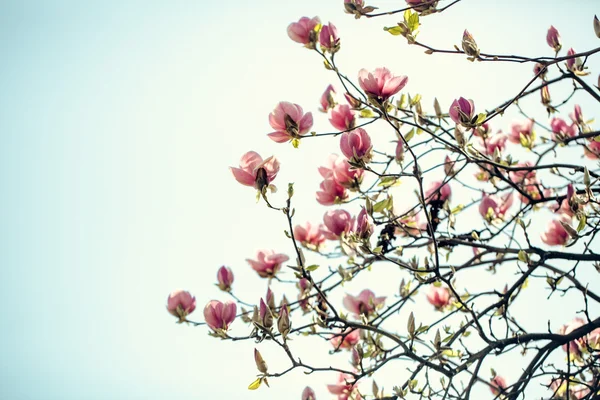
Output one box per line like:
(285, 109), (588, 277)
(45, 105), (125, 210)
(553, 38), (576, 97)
(203, 300), (236, 331)
(216, 266), (234, 292)
(461, 30), (479, 57)
(167, 290), (197, 322)
(247, 250), (290, 278)
(268, 101), (314, 143)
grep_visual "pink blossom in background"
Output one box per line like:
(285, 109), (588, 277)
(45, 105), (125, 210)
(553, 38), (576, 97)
(427, 286), (451, 310)
(358, 67), (408, 102)
(353, 207), (373, 239)
(287, 16), (321, 46)
(344, 92), (362, 109)
(327, 373), (357, 400)
(490, 375), (508, 395)
(330, 328), (360, 350)
(167, 290), (196, 322)
(302, 386), (317, 400)
(329, 104), (356, 131)
(294, 221), (326, 249)
(406, 0), (437, 12)
(570, 104), (584, 125)
(479, 192), (514, 221)
(541, 218), (571, 246)
(449, 97), (475, 125)
(343, 289), (386, 316)
(246, 250), (289, 278)
(268, 101), (314, 143)
(584, 139), (600, 159)
(319, 154), (363, 189)
(316, 178), (347, 205)
(319, 22), (340, 52)
(559, 318), (586, 356)
(546, 25), (561, 51)
(230, 151), (280, 189)
(323, 209), (354, 239)
(425, 180), (452, 203)
(319, 84), (336, 112)
(203, 300), (236, 331)
(473, 122), (491, 137)
(509, 119), (535, 144)
(479, 132), (508, 155)
(216, 266), (234, 291)
(395, 139), (404, 163)
(550, 117), (577, 141)
(340, 128), (372, 162)
(550, 184), (575, 217)
(395, 212), (421, 237)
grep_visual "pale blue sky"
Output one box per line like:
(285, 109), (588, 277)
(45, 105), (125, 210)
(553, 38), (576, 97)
(0, 1), (598, 399)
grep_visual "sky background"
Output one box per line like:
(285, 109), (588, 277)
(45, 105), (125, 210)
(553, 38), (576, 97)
(0, 0), (599, 399)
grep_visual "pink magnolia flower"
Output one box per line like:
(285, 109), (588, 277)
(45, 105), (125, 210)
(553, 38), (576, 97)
(327, 373), (357, 400)
(323, 209), (354, 239)
(406, 0), (437, 12)
(167, 290), (196, 322)
(534, 62), (547, 79)
(319, 84), (336, 112)
(230, 151), (280, 190)
(294, 222), (327, 249)
(329, 104), (356, 131)
(331, 328), (361, 350)
(319, 154), (363, 189)
(474, 122), (492, 137)
(570, 104), (584, 125)
(507, 162), (536, 183)
(340, 128), (372, 163)
(479, 192), (514, 221)
(287, 16), (321, 47)
(343, 289), (386, 317)
(550, 184), (575, 217)
(425, 180), (452, 203)
(316, 178), (347, 205)
(319, 22), (340, 53)
(216, 266), (234, 292)
(203, 300), (236, 331)
(302, 386), (317, 400)
(246, 250), (290, 278)
(268, 101), (314, 143)
(358, 67), (408, 103)
(353, 207), (373, 239)
(550, 117), (577, 141)
(584, 139), (600, 159)
(395, 212), (421, 237)
(559, 317), (586, 356)
(490, 375), (508, 395)
(546, 25), (561, 52)
(541, 218), (571, 246)
(427, 286), (451, 310)
(479, 132), (508, 156)
(509, 119), (535, 144)
(449, 97), (475, 126)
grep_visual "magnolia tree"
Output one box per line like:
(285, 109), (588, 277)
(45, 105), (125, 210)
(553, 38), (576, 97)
(167, 1), (600, 399)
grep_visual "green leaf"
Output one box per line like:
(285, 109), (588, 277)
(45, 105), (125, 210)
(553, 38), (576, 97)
(372, 246), (383, 254)
(378, 176), (401, 187)
(248, 378), (262, 390)
(577, 215), (586, 232)
(404, 128), (415, 142)
(517, 250), (528, 263)
(475, 113), (487, 125)
(291, 138), (300, 148)
(305, 264), (320, 272)
(359, 108), (376, 118)
(384, 26), (404, 36)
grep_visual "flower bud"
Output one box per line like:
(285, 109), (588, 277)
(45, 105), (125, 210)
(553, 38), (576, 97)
(216, 266), (234, 292)
(461, 30), (480, 58)
(302, 386), (317, 400)
(344, 92), (362, 109)
(254, 348), (268, 374)
(594, 15), (600, 39)
(546, 25), (561, 52)
(259, 298), (274, 329)
(167, 290), (196, 323)
(277, 301), (291, 338)
(541, 85), (551, 105)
